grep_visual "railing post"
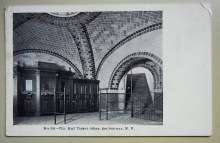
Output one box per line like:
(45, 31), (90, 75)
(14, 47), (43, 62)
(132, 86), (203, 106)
(54, 87), (56, 125)
(54, 74), (58, 125)
(99, 88), (101, 120)
(130, 58), (133, 117)
(64, 86), (66, 124)
(106, 89), (108, 120)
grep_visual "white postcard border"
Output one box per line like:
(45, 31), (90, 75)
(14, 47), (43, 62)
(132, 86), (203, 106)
(6, 4), (212, 136)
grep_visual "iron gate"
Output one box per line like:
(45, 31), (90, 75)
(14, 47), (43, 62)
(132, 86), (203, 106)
(99, 89), (163, 122)
(99, 88), (133, 120)
(132, 92), (163, 122)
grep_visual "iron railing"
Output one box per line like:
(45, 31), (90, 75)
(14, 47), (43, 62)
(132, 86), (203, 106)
(99, 89), (163, 122)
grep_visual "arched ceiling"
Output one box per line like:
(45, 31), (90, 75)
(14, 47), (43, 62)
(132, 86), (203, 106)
(13, 11), (162, 79)
(13, 18), (83, 76)
(86, 11), (162, 69)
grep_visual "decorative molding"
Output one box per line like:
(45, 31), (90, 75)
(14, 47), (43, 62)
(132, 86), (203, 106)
(67, 24), (96, 79)
(109, 52), (163, 90)
(48, 12), (80, 17)
(13, 12), (101, 29)
(13, 49), (83, 78)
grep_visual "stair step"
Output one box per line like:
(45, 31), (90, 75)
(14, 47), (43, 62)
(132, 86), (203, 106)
(125, 73), (152, 111)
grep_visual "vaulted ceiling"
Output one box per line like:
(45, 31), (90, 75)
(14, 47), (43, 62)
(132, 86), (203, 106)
(13, 11), (162, 79)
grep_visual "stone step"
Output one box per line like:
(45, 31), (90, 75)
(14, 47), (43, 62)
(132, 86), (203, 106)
(125, 73), (152, 112)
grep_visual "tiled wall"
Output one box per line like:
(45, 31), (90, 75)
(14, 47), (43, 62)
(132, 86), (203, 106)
(68, 24), (96, 79)
(13, 19), (83, 76)
(109, 52), (162, 90)
(13, 12), (162, 82)
(98, 29), (162, 89)
(13, 13), (100, 79)
(86, 11), (162, 71)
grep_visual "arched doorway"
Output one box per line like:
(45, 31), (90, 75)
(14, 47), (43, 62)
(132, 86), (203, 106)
(119, 67), (154, 113)
(108, 52), (163, 121)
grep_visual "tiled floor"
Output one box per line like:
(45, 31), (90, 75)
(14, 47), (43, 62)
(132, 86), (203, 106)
(14, 112), (162, 125)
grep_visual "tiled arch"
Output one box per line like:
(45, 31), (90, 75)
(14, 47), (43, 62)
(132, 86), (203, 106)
(67, 23), (96, 79)
(13, 12), (101, 29)
(39, 12), (101, 79)
(37, 12), (101, 26)
(13, 12), (162, 80)
(13, 18), (83, 73)
(109, 52), (163, 90)
(14, 49), (83, 77)
(96, 22), (163, 78)
(13, 12), (101, 79)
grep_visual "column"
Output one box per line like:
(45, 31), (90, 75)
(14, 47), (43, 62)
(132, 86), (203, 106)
(118, 90), (125, 113)
(36, 69), (40, 116)
(13, 68), (18, 117)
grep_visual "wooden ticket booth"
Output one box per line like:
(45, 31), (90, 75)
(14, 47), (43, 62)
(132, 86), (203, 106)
(13, 61), (99, 117)
(71, 78), (99, 113)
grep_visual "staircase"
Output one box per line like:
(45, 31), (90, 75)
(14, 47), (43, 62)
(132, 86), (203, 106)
(125, 73), (152, 113)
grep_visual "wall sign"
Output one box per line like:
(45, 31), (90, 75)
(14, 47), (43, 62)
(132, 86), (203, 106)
(25, 80), (32, 91)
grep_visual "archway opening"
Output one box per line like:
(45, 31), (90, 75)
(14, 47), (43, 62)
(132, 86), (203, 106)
(118, 67), (154, 111)
(118, 67), (154, 93)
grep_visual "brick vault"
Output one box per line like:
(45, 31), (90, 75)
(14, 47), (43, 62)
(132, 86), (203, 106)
(13, 11), (163, 88)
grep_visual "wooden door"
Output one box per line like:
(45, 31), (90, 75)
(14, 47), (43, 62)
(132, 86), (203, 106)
(17, 70), (37, 116)
(40, 73), (56, 115)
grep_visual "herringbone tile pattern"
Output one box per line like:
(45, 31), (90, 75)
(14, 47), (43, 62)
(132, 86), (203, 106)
(109, 52), (163, 89)
(13, 12), (163, 80)
(13, 19), (83, 73)
(86, 11), (162, 69)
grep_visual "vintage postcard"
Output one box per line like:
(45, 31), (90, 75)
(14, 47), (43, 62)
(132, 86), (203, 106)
(5, 4), (212, 136)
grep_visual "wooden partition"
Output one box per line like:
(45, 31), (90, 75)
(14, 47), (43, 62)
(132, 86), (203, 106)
(71, 79), (99, 113)
(40, 71), (56, 115)
(16, 69), (37, 116)
(14, 62), (100, 117)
